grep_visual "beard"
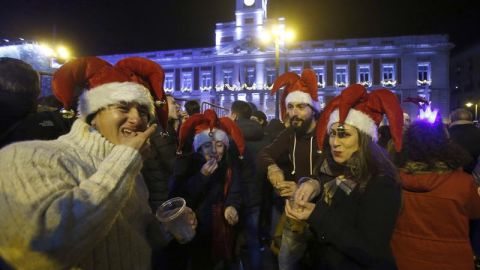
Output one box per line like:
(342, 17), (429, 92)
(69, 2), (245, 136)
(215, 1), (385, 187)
(290, 115), (313, 135)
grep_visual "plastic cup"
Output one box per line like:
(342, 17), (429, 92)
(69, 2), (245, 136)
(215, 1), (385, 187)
(156, 197), (195, 244)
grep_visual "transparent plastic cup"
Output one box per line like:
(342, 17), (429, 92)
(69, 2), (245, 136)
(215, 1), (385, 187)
(156, 197), (195, 244)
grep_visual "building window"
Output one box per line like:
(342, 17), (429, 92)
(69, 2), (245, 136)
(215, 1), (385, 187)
(222, 70), (235, 90)
(357, 65), (371, 87)
(313, 66), (325, 88)
(245, 67), (256, 89)
(266, 69), (276, 87)
(335, 65), (348, 87)
(221, 36), (234, 43)
(200, 72), (212, 91)
(244, 18), (254, 24)
(381, 64), (396, 87)
(417, 62), (431, 86)
(164, 73), (174, 92)
(181, 72), (192, 92)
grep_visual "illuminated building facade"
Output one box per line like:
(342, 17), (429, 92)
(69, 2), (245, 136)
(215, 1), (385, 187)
(1, 0), (452, 119)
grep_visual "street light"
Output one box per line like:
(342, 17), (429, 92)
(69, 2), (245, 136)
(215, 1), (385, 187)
(38, 42), (73, 65)
(466, 102), (478, 122)
(260, 25), (295, 119)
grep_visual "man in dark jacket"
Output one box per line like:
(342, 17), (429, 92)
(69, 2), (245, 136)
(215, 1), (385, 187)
(230, 100), (270, 269)
(448, 108), (480, 173)
(0, 58), (73, 148)
(142, 94), (183, 212)
(256, 69), (322, 270)
(448, 108), (480, 263)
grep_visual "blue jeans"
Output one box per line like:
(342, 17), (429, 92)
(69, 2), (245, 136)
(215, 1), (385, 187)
(242, 206), (262, 270)
(278, 218), (310, 270)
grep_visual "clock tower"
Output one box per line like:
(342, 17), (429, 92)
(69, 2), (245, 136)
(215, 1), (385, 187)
(215, 0), (269, 47)
(235, 0), (268, 22)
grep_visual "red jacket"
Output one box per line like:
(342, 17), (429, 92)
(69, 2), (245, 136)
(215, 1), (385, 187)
(391, 169), (480, 270)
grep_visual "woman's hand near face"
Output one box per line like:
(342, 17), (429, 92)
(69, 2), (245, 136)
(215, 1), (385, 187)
(285, 199), (316, 221)
(200, 159), (218, 176)
(224, 206), (239, 225)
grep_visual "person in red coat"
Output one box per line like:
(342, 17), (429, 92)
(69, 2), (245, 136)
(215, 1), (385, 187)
(391, 111), (480, 270)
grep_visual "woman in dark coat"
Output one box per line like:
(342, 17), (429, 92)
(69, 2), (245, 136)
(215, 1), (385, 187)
(285, 84), (403, 270)
(169, 109), (244, 270)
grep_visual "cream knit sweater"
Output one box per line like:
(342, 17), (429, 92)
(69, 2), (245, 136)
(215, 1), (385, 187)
(0, 119), (168, 269)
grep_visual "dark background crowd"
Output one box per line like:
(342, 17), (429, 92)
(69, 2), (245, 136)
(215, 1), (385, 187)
(0, 57), (479, 270)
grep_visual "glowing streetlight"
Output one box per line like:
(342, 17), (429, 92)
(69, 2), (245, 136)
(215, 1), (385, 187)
(37, 43), (72, 61)
(260, 25), (295, 119)
(56, 45), (71, 60)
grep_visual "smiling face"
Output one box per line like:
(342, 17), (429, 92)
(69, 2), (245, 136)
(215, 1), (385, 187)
(328, 122), (360, 164)
(91, 101), (150, 145)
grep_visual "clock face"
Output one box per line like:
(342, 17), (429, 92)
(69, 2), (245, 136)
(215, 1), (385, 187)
(244, 0), (255, 6)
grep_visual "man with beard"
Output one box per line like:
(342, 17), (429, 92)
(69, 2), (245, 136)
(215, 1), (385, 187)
(257, 69), (322, 270)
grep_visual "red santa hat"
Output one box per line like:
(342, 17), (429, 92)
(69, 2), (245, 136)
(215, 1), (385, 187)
(51, 56), (168, 130)
(177, 109), (245, 157)
(317, 84), (404, 152)
(271, 69), (318, 120)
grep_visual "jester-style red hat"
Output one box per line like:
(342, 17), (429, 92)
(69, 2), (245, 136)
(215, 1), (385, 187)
(270, 69), (318, 120)
(51, 56), (168, 130)
(317, 84), (404, 152)
(177, 109), (245, 157)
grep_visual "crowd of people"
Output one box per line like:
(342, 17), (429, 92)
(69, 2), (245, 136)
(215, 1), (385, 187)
(0, 56), (479, 270)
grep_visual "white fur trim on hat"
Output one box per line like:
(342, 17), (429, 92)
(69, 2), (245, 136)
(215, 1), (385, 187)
(285, 91), (318, 110)
(78, 81), (155, 119)
(193, 128), (229, 152)
(327, 108), (378, 141)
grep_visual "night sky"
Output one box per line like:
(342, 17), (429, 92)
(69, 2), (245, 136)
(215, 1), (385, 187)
(0, 0), (478, 56)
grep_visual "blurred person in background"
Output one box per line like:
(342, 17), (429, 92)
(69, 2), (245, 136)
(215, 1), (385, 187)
(0, 57), (73, 148)
(391, 111), (480, 270)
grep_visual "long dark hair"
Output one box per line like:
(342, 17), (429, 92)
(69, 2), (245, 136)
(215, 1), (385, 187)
(323, 128), (399, 189)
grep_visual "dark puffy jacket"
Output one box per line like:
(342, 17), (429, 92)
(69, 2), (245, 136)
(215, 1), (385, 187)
(448, 123), (480, 173)
(0, 110), (74, 149)
(142, 124), (178, 211)
(235, 118), (271, 208)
